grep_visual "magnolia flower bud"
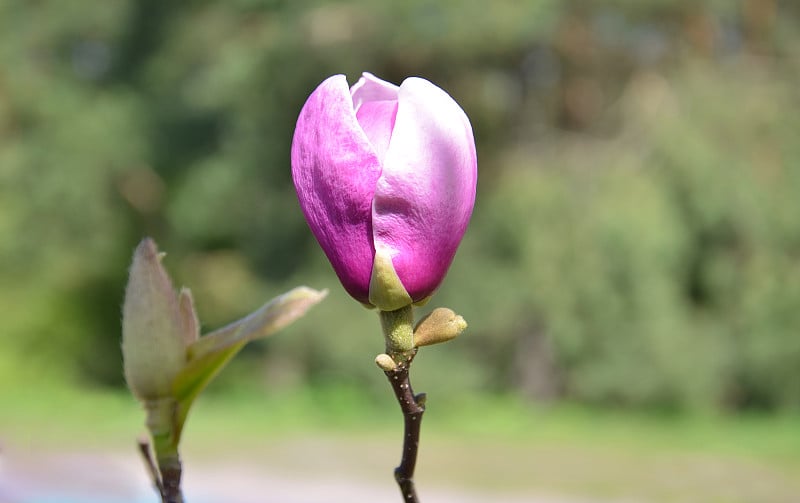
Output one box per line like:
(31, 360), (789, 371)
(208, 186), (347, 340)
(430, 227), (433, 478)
(122, 238), (187, 402)
(292, 72), (477, 309)
(375, 353), (398, 371)
(413, 307), (467, 347)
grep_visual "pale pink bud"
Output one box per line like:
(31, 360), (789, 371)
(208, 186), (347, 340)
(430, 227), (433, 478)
(292, 73), (477, 309)
(121, 238), (187, 401)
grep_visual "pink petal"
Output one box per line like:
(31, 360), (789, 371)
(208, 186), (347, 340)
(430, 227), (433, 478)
(372, 77), (478, 300)
(291, 75), (382, 303)
(351, 72), (399, 112)
(356, 100), (398, 163)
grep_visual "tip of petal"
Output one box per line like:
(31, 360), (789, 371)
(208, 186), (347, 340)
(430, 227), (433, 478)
(351, 72), (399, 112)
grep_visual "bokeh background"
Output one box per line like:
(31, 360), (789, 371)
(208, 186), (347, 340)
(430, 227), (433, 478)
(1, 1), (799, 502)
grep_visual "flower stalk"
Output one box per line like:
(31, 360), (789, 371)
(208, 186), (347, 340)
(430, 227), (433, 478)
(384, 360), (425, 503)
(376, 305), (467, 502)
(378, 306), (424, 503)
(379, 306), (415, 361)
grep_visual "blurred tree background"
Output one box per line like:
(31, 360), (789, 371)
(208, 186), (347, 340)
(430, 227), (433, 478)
(1, 0), (798, 413)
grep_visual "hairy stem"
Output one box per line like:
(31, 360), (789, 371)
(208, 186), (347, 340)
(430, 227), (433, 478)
(384, 361), (426, 503)
(379, 306), (415, 359)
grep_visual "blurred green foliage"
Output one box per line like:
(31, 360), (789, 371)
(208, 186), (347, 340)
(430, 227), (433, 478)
(1, 0), (798, 412)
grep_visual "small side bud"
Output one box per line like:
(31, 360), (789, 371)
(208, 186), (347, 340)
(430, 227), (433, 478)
(375, 353), (398, 371)
(413, 307), (467, 347)
(368, 248), (412, 311)
(122, 238), (187, 402)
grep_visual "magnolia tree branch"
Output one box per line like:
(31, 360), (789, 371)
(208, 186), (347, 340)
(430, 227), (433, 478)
(136, 436), (184, 503)
(137, 438), (164, 498)
(159, 458), (184, 503)
(384, 362), (426, 503)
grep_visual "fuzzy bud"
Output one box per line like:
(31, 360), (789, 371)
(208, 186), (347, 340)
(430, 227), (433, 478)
(122, 238), (187, 402)
(413, 307), (467, 347)
(375, 353), (398, 371)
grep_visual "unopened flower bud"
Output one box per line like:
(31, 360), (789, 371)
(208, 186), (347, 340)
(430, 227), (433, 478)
(375, 353), (398, 371)
(413, 307), (467, 347)
(122, 238), (187, 402)
(291, 73), (477, 308)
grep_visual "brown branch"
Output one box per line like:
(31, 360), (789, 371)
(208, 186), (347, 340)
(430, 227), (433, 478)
(160, 459), (184, 503)
(384, 361), (426, 503)
(137, 437), (165, 500)
(137, 436), (184, 503)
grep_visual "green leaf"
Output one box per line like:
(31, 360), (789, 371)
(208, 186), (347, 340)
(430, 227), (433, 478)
(187, 286), (327, 361)
(170, 286), (326, 440)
